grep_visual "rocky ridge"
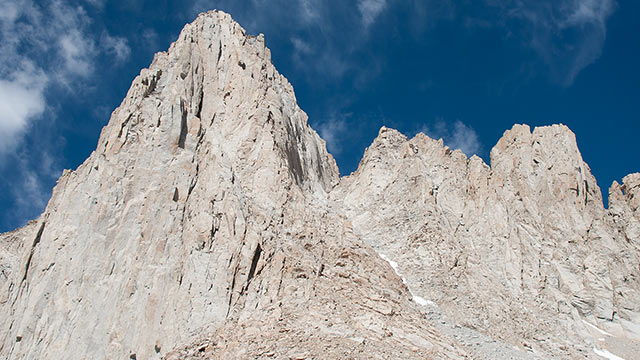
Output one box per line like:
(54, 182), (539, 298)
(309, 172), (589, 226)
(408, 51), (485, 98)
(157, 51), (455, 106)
(331, 125), (640, 359)
(1, 10), (639, 360)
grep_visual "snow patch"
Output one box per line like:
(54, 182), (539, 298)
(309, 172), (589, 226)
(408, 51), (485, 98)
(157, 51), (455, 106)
(378, 252), (433, 306)
(582, 320), (613, 336)
(593, 347), (626, 360)
(412, 295), (434, 306)
(379, 253), (406, 284)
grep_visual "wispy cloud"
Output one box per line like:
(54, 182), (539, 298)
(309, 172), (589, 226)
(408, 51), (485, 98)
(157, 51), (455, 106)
(492, 0), (616, 86)
(0, 63), (47, 157)
(102, 33), (132, 63)
(0, 0), (130, 157)
(418, 119), (483, 157)
(317, 114), (349, 155)
(358, 0), (387, 27)
(562, 0), (615, 27)
(298, 0), (321, 24)
(58, 31), (96, 77)
(406, 0), (616, 86)
(83, 0), (105, 9)
(448, 120), (482, 157)
(3, 149), (62, 228)
(291, 37), (313, 55)
(289, 36), (350, 79)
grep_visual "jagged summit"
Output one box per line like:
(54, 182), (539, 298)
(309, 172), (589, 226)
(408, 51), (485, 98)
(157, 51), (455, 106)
(1, 10), (639, 360)
(332, 121), (640, 359)
(97, 10), (338, 194)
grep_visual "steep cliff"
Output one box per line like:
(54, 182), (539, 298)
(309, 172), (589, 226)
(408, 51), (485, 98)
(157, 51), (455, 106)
(1, 10), (639, 360)
(0, 11), (465, 360)
(332, 125), (640, 358)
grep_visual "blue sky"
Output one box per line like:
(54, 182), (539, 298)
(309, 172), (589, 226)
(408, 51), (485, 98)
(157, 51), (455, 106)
(0, 0), (638, 232)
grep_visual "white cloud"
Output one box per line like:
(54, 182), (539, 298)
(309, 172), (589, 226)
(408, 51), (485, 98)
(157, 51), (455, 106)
(290, 36), (349, 79)
(500, 0), (616, 86)
(142, 28), (160, 50)
(59, 30), (96, 77)
(298, 0), (321, 24)
(0, 0), (129, 157)
(448, 120), (482, 156)
(102, 33), (131, 63)
(317, 115), (349, 154)
(0, 1), (20, 22)
(358, 0), (387, 27)
(291, 37), (313, 55)
(562, 0), (615, 27)
(0, 65), (47, 156)
(7, 150), (62, 227)
(418, 119), (482, 157)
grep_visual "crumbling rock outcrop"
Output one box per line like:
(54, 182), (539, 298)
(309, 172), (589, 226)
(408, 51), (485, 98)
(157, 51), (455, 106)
(1, 10), (639, 360)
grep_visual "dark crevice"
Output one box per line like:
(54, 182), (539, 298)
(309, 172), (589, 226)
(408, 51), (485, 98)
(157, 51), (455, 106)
(187, 168), (199, 199)
(195, 91), (204, 120)
(584, 180), (589, 205)
(142, 69), (162, 98)
(178, 100), (188, 149)
(284, 120), (305, 185)
(226, 262), (240, 317)
(117, 113), (133, 139)
(21, 221), (46, 283)
(247, 244), (262, 284)
(266, 111), (274, 125)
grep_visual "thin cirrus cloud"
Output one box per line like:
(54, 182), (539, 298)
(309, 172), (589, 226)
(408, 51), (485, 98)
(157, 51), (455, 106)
(358, 0), (387, 27)
(316, 114), (349, 155)
(495, 0), (617, 86)
(418, 119), (483, 157)
(102, 32), (133, 63)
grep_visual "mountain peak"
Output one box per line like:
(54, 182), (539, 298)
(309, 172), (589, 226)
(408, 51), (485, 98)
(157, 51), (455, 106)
(1, 10), (639, 360)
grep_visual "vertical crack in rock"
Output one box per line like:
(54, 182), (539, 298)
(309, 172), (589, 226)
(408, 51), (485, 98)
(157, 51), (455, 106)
(195, 88), (204, 120)
(246, 244), (262, 284)
(178, 99), (188, 149)
(142, 69), (162, 98)
(21, 221), (45, 284)
(283, 120), (305, 186)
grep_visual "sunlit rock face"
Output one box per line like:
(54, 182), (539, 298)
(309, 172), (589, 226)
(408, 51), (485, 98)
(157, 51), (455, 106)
(1, 10), (639, 360)
(332, 124), (640, 358)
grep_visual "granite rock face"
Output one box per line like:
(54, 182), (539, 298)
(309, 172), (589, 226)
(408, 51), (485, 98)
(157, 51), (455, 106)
(1, 10), (639, 360)
(0, 11), (463, 360)
(331, 125), (640, 359)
